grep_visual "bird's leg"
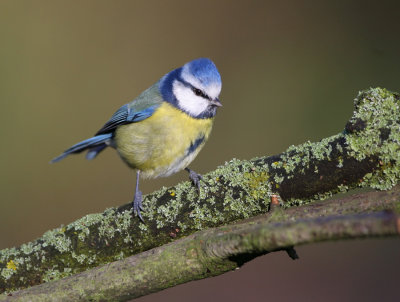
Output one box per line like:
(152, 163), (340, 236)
(132, 170), (144, 222)
(185, 167), (203, 193)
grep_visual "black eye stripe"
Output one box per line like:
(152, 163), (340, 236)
(191, 87), (210, 100)
(178, 77), (211, 101)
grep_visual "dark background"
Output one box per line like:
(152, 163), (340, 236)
(0, 1), (399, 301)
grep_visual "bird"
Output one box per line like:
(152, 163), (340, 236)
(51, 58), (222, 222)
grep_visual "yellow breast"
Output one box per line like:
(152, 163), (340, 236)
(114, 102), (214, 178)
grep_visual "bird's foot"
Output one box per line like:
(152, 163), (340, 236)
(132, 190), (144, 222)
(186, 168), (204, 193)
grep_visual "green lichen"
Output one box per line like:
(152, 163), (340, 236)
(168, 158), (273, 230)
(19, 242), (41, 255)
(67, 213), (104, 241)
(243, 169), (271, 200)
(337, 157), (344, 168)
(157, 200), (183, 225)
(98, 208), (119, 238)
(277, 135), (339, 176)
(41, 228), (72, 253)
(0, 248), (19, 263)
(71, 252), (88, 264)
(1, 267), (16, 281)
(177, 220), (187, 232)
(138, 222), (148, 232)
(42, 267), (72, 283)
(263, 88), (400, 208)
(347, 88), (400, 190)
(337, 184), (349, 193)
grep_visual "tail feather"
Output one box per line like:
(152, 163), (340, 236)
(86, 144), (108, 160)
(51, 133), (112, 163)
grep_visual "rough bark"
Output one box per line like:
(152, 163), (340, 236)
(1, 87), (400, 295)
(2, 187), (400, 301)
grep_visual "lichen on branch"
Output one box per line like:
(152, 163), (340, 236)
(1, 87), (399, 294)
(3, 187), (400, 301)
(260, 87), (400, 203)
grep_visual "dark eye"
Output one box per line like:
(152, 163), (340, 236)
(192, 87), (206, 98)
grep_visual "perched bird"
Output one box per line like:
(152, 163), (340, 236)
(51, 58), (222, 221)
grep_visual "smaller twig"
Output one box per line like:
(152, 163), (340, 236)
(284, 247), (299, 260)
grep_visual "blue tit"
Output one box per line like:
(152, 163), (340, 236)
(51, 58), (222, 221)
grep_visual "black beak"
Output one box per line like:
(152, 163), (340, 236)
(210, 98), (222, 107)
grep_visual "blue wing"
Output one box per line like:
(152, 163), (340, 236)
(95, 104), (158, 135)
(51, 83), (163, 163)
(51, 105), (159, 163)
(95, 83), (163, 135)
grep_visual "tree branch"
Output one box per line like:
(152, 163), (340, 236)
(3, 187), (400, 301)
(1, 87), (400, 296)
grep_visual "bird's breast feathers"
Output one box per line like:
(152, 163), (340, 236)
(114, 102), (214, 178)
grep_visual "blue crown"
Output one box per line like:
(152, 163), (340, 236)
(185, 58), (221, 87)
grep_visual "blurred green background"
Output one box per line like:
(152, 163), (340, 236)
(0, 0), (399, 301)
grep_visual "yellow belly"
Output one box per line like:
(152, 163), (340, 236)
(114, 102), (214, 178)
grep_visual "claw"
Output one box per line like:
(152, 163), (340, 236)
(185, 168), (204, 193)
(132, 190), (144, 222)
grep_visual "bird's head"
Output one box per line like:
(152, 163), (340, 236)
(160, 58), (222, 119)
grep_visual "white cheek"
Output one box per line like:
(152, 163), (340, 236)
(172, 80), (209, 116)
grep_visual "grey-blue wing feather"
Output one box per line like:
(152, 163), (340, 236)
(95, 83), (163, 135)
(95, 104), (130, 135)
(95, 104), (159, 135)
(51, 83), (163, 163)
